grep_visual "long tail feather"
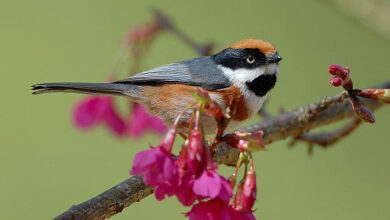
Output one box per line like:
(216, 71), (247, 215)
(31, 82), (138, 97)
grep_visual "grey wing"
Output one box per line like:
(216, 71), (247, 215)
(114, 56), (231, 90)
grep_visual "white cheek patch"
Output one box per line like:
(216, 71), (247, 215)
(217, 64), (279, 116)
(218, 66), (266, 84)
(218, 64), (279, 84)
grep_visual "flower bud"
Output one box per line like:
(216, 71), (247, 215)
(342, 66), (350, 78)
(330, 77), (344, 87)
(187, 108), (206, 175)
(160, 126), (177, 152)
(243, 162), (257, 211)
(187, 128), (205, 175)
(328, 64), (343, 76)
(232, 181), (245, 211)
(234, 131), (265, 152)
(237, 139), (249, 152)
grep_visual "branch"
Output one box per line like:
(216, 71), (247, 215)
(332, 0), (390, 40)
(153, 9), (213, 56)
(54, 80), (390, 220)
(289, 118), (362, 154)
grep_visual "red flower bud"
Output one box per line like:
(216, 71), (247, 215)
(330, 77), (344, 87)
(243, 161), (257, 211)
(232, 181), (245, 211)
(187, 128), (205, 175)
(187, 108), (206, 175)
(237, 139), (249, 152)
(328, 64), (343, 76)
(342, 66), (350, 78)
(160, 126), (177, 152)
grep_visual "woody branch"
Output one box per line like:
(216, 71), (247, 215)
(53, 80), (390, 220)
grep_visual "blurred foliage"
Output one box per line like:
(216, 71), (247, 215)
(0, 0), (389, 219)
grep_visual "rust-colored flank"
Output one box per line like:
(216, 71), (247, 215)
(228, 39), (276, 56)
(211, 86), (249, 121)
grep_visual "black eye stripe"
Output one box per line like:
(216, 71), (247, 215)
(212, 48), (267, 70)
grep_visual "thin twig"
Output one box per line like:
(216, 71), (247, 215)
(289, 118), (362, 153)
(53, 80), (390, 220)
(332, 0), (390, 40)
(153, 9), (214, 56)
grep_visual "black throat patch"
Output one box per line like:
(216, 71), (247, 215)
(246, 74), (277, 97)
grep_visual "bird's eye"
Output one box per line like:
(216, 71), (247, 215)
(246, 55), (255, 64)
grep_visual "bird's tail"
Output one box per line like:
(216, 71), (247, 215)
(32, 82), (140, 97)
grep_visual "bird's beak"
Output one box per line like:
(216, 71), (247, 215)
(266, 53), (282, 64)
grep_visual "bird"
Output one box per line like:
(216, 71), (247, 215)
(32, 39), (282, 134)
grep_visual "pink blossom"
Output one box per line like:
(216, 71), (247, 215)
(127, 102), (166, 138)
(186, 199), (231, 220)
(175, 175), (197, 206)
(229, 208), (256, 220)
(73, 96), (127, 136)
(191, 143), (233, 201)
(193, 169), (233, 202)
(130, 146), (179, 200)
(130, 126), (179, 200)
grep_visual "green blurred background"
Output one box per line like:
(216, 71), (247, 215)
(1, 0), (389, 219)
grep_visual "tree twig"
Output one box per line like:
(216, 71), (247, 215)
(153, 9), (214, 56)
(289, 118), (362, 154)
(332, 0), (390, 40)
(53, 80), (390, 220)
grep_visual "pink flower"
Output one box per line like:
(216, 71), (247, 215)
(193, 170), (233, 201)
(130, 146), (179, 200)
(186, 199), (231, 220)
(73, 96), (127, 136)
(175, 175), (197, 206)
(328, 64), (343, 76)
(330, 77), (344, 87)
(191, 143), (233, 201)
(127, 102), (166, 138)
(130, 126), (179, 200)
(229, 208), (256, 220)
